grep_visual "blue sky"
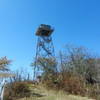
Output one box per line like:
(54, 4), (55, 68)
(0, 0), (100, 72)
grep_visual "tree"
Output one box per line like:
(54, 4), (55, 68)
(31, 57), (57, 81)
(0, 56), (11, 71)
(59, 44), (99, 84)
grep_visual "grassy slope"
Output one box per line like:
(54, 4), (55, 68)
(18, 84), (95, 100)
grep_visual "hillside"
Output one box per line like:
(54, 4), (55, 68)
(17, 84), (94, 100)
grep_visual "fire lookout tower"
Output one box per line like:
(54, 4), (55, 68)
(34, 24), (55, 78)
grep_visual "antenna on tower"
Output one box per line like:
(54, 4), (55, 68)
(34, 24), (55, 79)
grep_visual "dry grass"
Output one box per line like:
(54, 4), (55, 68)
(17, 84), (95, 100)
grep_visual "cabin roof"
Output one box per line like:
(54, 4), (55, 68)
(36, 24), (54, 36)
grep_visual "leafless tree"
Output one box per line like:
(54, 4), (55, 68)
(59, 44), (99, 84)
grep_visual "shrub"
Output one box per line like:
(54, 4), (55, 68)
(86, 84), (100, 100)
(61, 73), (86, 95)
(43, 72), (86, 96)
(4, 81), (31, 100)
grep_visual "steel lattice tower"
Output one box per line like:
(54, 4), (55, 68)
(34, 24), (55, 78)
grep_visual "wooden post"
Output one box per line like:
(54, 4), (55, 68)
(0, 73), (15, 100)
(0, 79), (6, 100)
